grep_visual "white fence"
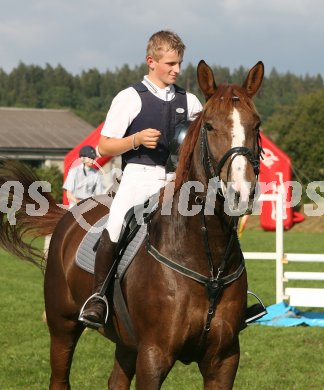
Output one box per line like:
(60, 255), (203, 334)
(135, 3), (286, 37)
(243, 194), (324, 307)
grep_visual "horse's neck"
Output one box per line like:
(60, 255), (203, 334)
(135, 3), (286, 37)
(157, 189), (233, 256)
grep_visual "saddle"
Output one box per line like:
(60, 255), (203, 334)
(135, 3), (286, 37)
(114, 198), (158, 261)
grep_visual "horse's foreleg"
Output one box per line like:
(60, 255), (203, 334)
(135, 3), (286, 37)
(48, 318), (84, 390)
(198, 338), (240, 390)
(135, 344), (175, 390)
(108, 343), (136, 389)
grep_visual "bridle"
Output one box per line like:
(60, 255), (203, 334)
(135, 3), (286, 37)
(200, 106), (263, 184)
(145, 97), (264, 340)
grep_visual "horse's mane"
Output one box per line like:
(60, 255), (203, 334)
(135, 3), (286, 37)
(174, 83), (258, 191)
(174, 113), (203, 191)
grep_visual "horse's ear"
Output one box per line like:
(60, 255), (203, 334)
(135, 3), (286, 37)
(242, 61), (264, 97)
(197, 60), (217, 101)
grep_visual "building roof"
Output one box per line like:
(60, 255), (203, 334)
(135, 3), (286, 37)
(0, 107), (94, 150)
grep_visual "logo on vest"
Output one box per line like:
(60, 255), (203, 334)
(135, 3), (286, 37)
(176, 108), (185, 113)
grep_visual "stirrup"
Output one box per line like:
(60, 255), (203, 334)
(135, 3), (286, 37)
(245, 290), (267, 324)
(78, 293), (109, 329)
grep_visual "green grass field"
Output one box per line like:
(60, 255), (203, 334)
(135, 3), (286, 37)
(1, 230), (324, 389)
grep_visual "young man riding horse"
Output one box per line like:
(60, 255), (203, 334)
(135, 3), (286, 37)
(79, 30), (266, 330)
(79, 30), (202, 328)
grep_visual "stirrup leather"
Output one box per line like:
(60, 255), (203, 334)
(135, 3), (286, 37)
(245, 290), (267, 324)
(78, 293), (109, 327)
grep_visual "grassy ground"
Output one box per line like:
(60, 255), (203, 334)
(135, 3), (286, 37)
(1, 228), (324, 389)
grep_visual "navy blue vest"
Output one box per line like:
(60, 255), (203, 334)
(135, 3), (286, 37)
(122, 82), (188, 170)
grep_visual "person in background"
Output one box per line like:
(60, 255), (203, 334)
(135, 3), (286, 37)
(63, 145), (104, 208)
(79, 30), (202, 328)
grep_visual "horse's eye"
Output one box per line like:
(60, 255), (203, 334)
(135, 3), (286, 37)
(204, 123), (214, 131)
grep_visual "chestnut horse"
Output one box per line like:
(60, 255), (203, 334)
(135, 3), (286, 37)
(0, 60), (264, 389)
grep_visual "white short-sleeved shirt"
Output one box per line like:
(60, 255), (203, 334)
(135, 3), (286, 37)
(101, 75), (202, 138)
(63, 164), (103, 202)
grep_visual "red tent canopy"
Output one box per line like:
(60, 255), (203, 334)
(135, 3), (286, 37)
(63, 121), (111, 205)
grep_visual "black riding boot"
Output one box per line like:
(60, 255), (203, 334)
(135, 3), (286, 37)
(79, 229), (117, 328)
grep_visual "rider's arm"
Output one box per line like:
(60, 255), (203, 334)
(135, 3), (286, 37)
(63, 166), (79, 205)
(66, 190), (79, 205)
(98, 129), (161, 157)
(187, 92), (203, 120)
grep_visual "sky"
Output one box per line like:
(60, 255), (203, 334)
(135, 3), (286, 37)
(1, 0), (324, 77)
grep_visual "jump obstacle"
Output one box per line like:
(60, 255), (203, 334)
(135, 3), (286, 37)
(243, 194), (324, 308)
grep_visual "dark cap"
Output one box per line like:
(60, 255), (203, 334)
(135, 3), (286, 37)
(79, 145), (96, 159)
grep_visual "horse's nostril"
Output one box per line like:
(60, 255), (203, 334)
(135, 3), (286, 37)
(226, 184), (240, 209)
(234, 191), (240, 208)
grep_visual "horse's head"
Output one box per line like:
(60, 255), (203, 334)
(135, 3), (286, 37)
(196, 60), (264, 215)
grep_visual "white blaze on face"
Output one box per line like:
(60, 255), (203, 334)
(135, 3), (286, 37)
(230, 108), (250, 201)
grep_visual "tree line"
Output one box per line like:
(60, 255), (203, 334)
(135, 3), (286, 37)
(1, 61), (323, 124)
(1, 61), (323, 193)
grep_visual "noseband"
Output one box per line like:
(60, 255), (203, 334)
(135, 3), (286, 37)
(200, 122), (262, 182)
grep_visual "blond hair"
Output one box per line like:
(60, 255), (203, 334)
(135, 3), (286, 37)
(146, 30), (186, 61)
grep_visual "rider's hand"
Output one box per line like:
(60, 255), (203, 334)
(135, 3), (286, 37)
(136, 129), (161, 149)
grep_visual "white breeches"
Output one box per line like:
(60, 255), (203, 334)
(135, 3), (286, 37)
(106, 163), (174, 243)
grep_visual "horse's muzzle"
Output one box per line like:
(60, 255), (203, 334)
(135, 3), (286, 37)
(223, 181), (256, 216)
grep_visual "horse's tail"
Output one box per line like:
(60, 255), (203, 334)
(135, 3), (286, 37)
(0, 159), (67, 271)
